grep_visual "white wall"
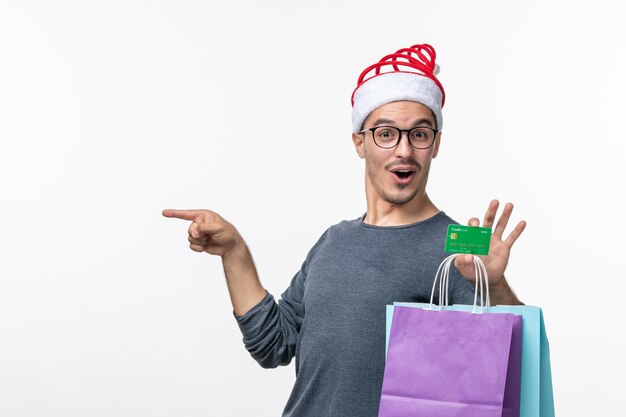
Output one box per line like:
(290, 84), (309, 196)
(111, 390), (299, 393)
(1, 0), (624, 415)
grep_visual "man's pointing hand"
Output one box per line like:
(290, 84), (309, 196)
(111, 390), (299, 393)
(162, 209), (243, 257)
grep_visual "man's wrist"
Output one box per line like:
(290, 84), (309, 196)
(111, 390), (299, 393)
(489, 276), (523, 305)
(221, 239), (249, 263)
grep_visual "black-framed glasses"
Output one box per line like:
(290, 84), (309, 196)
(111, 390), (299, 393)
(360, 126), (438, 149)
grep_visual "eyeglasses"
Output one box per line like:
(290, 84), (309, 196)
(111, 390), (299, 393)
(360, 126), (438, 149)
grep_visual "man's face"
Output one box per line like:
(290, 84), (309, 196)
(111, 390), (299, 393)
(351, 100), (441, 206)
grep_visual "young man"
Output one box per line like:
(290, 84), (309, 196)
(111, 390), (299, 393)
(163, 43), (526, 416)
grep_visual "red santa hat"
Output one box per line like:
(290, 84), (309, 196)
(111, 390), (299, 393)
(351, 43), (445, 133)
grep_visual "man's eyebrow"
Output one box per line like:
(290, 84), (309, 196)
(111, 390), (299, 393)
(369, 118), (396, 126)
(369, 117), (435, 128)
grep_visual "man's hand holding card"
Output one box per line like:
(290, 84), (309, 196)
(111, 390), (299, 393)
(451, 199), (527, 305)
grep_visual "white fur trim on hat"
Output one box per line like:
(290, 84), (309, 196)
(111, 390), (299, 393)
(351, 72), (443, 133)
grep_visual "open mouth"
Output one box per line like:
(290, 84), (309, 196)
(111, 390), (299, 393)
(391, 168), (416, 181)
(394, 170), (413, 179)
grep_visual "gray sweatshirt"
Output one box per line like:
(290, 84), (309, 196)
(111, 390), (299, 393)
(235, 212), (475, 416)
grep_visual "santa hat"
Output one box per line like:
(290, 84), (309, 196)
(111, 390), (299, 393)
(351, 44), (445, 133)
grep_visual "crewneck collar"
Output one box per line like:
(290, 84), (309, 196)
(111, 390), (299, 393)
(358, 211), (445, 230)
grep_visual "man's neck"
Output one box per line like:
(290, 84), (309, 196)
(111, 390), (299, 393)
(363, 193), (440, 226)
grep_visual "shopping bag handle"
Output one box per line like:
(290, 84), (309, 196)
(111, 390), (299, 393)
(428, 254), (491, 313)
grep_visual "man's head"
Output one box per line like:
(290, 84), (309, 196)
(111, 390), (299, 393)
(352, 100), (441, 206)
(350, 44), (445, 208)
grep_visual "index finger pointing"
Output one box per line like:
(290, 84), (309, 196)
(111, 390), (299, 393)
(162, 209), (207, 221)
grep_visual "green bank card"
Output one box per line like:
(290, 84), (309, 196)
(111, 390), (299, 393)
(445, 224), (492, 255)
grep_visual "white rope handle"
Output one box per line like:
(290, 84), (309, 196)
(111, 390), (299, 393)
(429, 254), (456, 310)
(471, 255), (491, 313)
(428, 254), (491, 313)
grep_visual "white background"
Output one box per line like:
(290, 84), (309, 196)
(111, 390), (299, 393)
(1, 0), (624, 415)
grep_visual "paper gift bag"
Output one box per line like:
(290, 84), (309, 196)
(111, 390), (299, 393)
(379, 255), (522, 417)
(380, 306), (522, 417)
(388, 304), (554, 417)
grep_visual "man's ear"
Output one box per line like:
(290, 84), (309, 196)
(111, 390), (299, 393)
(432, 131), (442, 159)
(352, 132), (366, 159)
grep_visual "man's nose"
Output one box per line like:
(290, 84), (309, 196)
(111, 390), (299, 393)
(394, 131), (413, 157)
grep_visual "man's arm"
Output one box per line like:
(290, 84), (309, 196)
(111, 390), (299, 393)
(220, 241), (267, 316)
(163, 208), (306, 369)
(162, 209), (266, 315)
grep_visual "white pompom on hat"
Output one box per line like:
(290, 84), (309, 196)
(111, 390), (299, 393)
(351, 44), (445, 133)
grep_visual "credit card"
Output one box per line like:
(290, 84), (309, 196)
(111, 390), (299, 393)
(444, 224), (492, 255)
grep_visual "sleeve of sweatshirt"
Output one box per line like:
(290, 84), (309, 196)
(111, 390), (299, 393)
(233, 229), (329, 369)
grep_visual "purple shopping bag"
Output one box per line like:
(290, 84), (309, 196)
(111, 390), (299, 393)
(379, 255), (522, 417)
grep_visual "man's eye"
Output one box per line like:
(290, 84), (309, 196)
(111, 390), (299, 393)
(411, 129), (431, 140)
(377, 129), (396, 139)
